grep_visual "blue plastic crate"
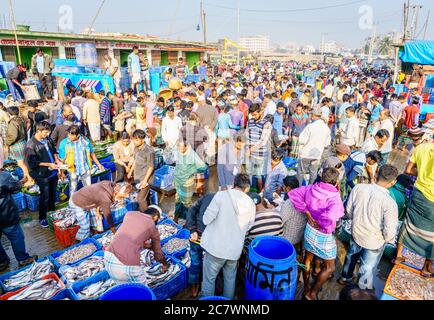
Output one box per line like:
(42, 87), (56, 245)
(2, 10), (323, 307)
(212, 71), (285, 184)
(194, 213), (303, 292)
(12, 192), (26, 212)
(380, 292), (399, 300)
(50, 288), (75, 300)
(161, 228), (190, 258)
(50, 238), (102, 270)
(102, 161), (116, 176)
(283, 157), (298, 169)
(0, 256), (57, 293)
(151, 257), (187, 300)
(90, 170), (112, 185)
(70, 270), (115, 300)
(98, 155), (114, 163)
(153, 165), (176, 189)
(157, 218), (183, 242)
(24, 192), (40, 212)
(102, 202), (129, 230)
(58, 251), (105, 286)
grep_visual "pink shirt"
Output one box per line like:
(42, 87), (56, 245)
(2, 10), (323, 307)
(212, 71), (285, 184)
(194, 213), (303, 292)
(145, 101), (155, 128)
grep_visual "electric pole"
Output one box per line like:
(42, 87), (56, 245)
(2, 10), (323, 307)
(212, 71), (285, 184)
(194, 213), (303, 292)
(8, 0), (21, 64)
(423, 10), (430, 39)
(236, 0), (240, 67)
(368, 26), (376, 63)
(200, 0), (207, 44)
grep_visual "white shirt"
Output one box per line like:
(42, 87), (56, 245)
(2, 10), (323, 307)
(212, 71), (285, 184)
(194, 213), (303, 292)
(105, 58), (121, 79)
(378, 118), (394, 153)
(201, 189), (256, 260)
(263, 100), (277, 118)
(298, 119), (331, 160)
(161, 116), (182, 147)
(341, 116), (360, 147)
(320, 106), (330, 123)
(325, 84), (334, 99)
(361, 137), (379, 153)
(346, 183), (398, 250)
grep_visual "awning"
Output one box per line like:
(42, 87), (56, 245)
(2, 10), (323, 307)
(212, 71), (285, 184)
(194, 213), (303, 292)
(400, 40), (434, 65)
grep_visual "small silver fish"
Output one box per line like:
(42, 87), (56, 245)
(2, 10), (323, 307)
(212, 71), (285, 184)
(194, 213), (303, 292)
(56, 243), (97, 266)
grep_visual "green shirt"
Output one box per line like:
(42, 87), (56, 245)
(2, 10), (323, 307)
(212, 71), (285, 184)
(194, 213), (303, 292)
(389, 183), (408, 221)
(174, 147), (207, 185)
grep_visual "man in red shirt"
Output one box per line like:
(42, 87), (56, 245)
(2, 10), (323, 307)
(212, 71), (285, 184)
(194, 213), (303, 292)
(237, 94), (249, 127)
(372, 83), (384, 99)
(403, 97), (420, 129)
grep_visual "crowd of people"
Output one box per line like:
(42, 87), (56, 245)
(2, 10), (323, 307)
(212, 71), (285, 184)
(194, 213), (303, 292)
(0, 48), (433, 300)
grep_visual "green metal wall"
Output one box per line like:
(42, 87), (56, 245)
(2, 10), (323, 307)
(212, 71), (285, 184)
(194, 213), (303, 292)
(160, 51), (168, 66)
(185, 52), (200, 70)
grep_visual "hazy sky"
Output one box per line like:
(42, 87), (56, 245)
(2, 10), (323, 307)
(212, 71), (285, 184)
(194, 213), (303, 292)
(1, 0), (433, 48)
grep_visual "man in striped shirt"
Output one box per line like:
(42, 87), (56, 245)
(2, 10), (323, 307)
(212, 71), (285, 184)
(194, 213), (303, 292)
(246, 192), (283, 240)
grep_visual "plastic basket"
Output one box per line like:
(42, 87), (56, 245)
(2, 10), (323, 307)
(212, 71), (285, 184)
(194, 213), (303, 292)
(151, 257), (187, 300)
(99, 283), (156, 300)
(53, 221), (81, 248)
(50, 238), (102, 269)
(70, 270), (115, 300)
(50, 288), (75, 300)
(153, 165), (176, 189)
(102, 161), (117, 175)
(383, 264), (432, 300)
(161, 228), (190, 258)
(157, 218), (182, 242)
(283, 157), (298, 169)
(12, 192), (27, 213)
(0, 256), (57, 293)
(24, 192), (40, 212)
(399, 247), (426, 271)
(98, 155), (114, 163)
(102, 202), (129, 230)
(58, 251), (105, 286)
(90, 169), (112, 184)
(0, 273), (65, 300)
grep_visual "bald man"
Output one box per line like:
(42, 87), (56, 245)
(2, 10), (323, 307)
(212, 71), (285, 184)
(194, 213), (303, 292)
(55, 104), (78, 126)
(377, 109), (395, 165)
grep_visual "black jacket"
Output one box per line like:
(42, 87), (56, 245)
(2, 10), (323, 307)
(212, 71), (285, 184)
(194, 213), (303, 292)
(185, 193), (215, 236)
(0, 171), (22, 229)
(24, 136), (58, 180)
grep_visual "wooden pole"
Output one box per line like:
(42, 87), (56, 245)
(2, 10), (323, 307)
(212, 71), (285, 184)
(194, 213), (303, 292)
(8, 0), (21, 64)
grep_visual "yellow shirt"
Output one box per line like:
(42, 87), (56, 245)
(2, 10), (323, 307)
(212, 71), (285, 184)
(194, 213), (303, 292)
(136, 106), (146, 124)
(410, 142), (434, 202)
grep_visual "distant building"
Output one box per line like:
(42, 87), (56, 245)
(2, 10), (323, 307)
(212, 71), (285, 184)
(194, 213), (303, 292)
(240, 35), (269, 53)
(301, 45), (316, 54)
(319, 41), (345, 55)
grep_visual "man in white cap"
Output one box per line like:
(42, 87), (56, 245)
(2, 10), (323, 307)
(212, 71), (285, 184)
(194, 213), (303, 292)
(297, 107), (332, 185)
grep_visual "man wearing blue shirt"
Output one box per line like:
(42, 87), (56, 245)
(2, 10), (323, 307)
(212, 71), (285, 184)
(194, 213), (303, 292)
(128, 46), (141, 95)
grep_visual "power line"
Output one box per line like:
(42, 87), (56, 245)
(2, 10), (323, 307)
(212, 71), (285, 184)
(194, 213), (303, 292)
(204, 0), (366, 13)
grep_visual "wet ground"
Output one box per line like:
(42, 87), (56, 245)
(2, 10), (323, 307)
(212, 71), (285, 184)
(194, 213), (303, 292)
(0, 149), (408, 300)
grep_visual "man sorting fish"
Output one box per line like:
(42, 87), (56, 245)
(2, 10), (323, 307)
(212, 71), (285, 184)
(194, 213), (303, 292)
(104, 205), (169, 284)
(69, 181), (132, 242)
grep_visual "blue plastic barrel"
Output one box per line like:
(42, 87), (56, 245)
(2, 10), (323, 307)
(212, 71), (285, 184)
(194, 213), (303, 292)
(99, 283), (156, 300)
(245, 236), (298, 300)
(150, 72), (160, 95)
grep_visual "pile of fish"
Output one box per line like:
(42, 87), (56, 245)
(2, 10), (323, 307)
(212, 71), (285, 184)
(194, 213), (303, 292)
(157, 223), (179, 241)
(77, 278), (116, 300)
(7, 278), (63, 300)
(55, 243), (97, 266)
(111, 200), (126, 210)
(386, 268), (434, 300)
(402, 249), (426, 270)
(129, 192), (138, 202)
(162, 238), (190, 254)
(90, 165), (107, 176)
(3, 259), (55, 291)
(145, 262), (182, 288)
(179, 250), (191, 268)
(51, 208), (77, 229)
(61, 256), (105, 284)
(26, 184), (40, 195)
(106, 145), (114, 154)
(140, 249), (157, 268)
(96, 232), (115, 247)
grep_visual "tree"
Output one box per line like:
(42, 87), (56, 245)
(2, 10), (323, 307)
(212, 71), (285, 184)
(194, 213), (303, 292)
(377, 35), (393, 57)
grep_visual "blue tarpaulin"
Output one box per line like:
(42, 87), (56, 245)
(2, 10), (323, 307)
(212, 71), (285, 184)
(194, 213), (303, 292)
(400, 41), (434, 65)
